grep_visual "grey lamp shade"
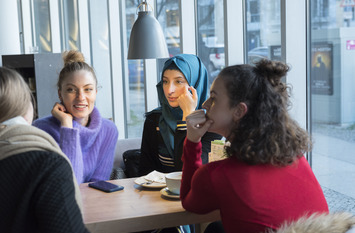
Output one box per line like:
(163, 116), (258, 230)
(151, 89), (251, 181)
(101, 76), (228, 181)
(127, 11), (169, 59)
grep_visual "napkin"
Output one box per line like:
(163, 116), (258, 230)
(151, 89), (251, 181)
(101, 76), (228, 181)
(144, 170), (166, 184)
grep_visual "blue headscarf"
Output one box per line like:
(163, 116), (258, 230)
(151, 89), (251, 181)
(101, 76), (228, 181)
(152, 54), (209, 157)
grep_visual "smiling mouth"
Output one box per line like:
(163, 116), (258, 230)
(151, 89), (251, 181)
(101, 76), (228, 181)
(74, 105), (88, 110)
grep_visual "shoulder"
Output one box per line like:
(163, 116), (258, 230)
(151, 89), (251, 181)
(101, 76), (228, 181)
(0, 151), (74, 198)
(7, 150), (72, 174)
(101, 118), (117, 129)
(100, 118), (119, 137)
(33, 116), (59, 128)
(32, 116), (60, 137)
(144, 111), (161, 124)
(200, 158), (235, 178)
(146, 110), (161, 119)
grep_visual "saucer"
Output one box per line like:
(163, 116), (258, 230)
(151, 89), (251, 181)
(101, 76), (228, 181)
(134, 176), (166, 188)
(160, 187), (180, 199)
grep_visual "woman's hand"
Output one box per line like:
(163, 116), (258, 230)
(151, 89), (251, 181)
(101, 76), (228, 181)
(178, 86), (198, 121)
(186, 109), (213, 143)
(51, 102), (73, 128)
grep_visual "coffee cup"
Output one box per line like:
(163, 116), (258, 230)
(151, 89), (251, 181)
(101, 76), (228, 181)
(165, 171), (182, 195)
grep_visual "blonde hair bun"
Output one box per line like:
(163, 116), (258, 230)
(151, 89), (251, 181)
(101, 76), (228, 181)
(62, 50), (85, 66)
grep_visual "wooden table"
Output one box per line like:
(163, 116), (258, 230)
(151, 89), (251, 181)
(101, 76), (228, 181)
(80, 178), (220, 233)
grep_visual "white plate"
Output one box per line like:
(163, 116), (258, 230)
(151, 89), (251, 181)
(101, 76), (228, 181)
(160, 187), (180, 199)
(134, 176), (166, 188)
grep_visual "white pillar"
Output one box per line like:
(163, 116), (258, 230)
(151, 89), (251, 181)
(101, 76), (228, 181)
(283, 0), (307, 130)
(224, 0), (244, 66)
(180, 0), (196, 54)
(0, 1), (21, 65)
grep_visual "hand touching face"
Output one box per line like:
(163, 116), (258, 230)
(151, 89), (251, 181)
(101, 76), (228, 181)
(186, 109), (213, 143)
(178, 86), (198, 121)
(51, 102), (73, 128)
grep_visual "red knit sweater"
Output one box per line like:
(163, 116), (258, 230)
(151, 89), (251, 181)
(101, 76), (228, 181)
(180, 139), (329, 233)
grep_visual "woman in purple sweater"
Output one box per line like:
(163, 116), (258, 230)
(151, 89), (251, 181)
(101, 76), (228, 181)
(33, 50), (118, 184)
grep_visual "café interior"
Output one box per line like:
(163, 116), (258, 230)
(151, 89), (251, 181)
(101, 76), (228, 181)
(1, 0), (355, 232)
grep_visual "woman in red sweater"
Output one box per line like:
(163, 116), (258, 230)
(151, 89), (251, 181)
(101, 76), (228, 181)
(180, 59), (328, 233)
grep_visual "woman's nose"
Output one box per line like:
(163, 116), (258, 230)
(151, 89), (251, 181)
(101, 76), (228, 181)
(168, 83), (175, 94)
(76, 90), (85, 100)
(202, 99), (210, 110)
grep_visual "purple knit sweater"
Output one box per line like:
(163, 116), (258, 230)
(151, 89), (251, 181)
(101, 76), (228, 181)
(33, 107), (118, 184)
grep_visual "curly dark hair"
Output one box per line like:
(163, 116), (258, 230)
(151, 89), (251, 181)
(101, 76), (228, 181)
(220, 59), (312, 166)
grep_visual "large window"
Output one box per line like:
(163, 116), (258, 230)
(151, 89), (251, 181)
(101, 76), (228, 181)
(245, 0), (281, 64)
(89, 0), (113, 119)
(59, 0), (80, 50)
(32, 0), (52, 53)
(156, 0), (181, 77)
(125, 0), (146, 138)
(196, 0), (225, 85)
(310, 0), (355, 208)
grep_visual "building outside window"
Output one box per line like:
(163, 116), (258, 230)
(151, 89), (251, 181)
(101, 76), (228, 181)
(245, 0), (281, 64)
(156, 0), (181, 72)
(309, 0), (355, 207)
(196, 0), (225, 85)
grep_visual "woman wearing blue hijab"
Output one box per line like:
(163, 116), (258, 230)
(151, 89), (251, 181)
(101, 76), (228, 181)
(138, 54), (222, 176)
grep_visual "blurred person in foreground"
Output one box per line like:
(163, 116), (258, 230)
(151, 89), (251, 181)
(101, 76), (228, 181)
(0, 67), (88, 233)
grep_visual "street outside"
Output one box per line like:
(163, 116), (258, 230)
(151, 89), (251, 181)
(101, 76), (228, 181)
(126, 85), (146, 138)
(312, 123), (355, 214)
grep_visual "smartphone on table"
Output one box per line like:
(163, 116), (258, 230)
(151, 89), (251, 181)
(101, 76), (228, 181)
(88, 180), (124, 193)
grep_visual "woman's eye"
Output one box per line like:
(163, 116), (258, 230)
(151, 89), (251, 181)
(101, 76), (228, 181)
(85, 88), (93, 92)
(66, 88), (75, 93)
(162, 80), (168, 84)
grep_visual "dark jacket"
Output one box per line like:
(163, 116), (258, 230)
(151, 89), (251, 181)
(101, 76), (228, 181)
(0, 150), (89, 233)
(138, 112), (222, 176)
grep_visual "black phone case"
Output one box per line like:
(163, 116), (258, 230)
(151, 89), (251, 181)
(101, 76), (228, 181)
(88, 181), (124, 193)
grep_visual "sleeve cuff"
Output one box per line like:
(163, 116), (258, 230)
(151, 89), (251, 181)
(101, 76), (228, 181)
(177, 120), (187, 130)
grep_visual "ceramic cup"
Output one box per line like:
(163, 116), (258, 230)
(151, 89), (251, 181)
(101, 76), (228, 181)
(165, 171), (182, 195)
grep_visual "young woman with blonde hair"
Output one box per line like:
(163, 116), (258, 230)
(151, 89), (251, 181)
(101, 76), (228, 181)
(33, 50), (118, 184)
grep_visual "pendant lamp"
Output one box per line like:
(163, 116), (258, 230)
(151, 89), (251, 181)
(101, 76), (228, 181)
(127, 0), (169, 59)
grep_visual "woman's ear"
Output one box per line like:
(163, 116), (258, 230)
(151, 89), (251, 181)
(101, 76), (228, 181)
(233, 102), (248, 122)
(58, 90), (62, 102)
(23, 102), (34, 124)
